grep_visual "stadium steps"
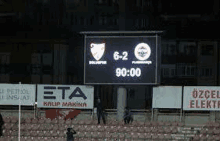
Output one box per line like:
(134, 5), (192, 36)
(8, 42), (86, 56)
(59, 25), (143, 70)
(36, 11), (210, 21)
(2, 116), (205, 141)
(170, 126), (202, 140)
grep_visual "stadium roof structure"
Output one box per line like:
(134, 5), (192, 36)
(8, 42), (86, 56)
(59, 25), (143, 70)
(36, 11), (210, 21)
(80, 31), (164, 34)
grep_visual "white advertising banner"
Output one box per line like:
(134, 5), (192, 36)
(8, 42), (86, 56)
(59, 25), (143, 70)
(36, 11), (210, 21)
(183, 86), (220, 110)
(153, 86), (182, 108)
(37, 84), (94, 109)
(0, 84), (36, 105)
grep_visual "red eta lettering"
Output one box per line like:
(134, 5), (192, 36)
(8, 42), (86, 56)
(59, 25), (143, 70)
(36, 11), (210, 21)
(217, 91), (220, 98)
(212, 101), (217, 108)
(62, 102), (87, 107)
(204, 90), (210, 99)
(195, 100), (200, 108)
(43, 102), (60, 106)
(207, 100), (211, 108)
(201, 100), (205, 108)
(192, 89), (198, 98)
(211, 90), (216, 98)
(191, 89), (220, 100)
(188, 100), (220, 109)
(189, 100), (194, 108)
(199, 90), (204, 98)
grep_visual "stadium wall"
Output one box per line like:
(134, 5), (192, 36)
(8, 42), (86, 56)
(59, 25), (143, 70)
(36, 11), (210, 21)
(1, 108), (218, 126)
(1, 110), (35, 119)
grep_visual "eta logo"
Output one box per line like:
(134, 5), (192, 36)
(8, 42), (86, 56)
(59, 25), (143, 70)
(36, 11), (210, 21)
(43, 86), (87, 100)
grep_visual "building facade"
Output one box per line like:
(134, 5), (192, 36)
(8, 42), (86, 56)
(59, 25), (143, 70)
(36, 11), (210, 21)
(0, 0), (219, 110)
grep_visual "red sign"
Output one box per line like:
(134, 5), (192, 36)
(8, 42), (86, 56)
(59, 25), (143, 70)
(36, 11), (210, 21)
(45, 109), (81, 120)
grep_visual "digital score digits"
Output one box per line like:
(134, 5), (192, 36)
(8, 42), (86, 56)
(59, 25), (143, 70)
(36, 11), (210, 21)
(113, 51), (141, 77)
(116, 68), (141, 77)
(113, 51), (128, 60)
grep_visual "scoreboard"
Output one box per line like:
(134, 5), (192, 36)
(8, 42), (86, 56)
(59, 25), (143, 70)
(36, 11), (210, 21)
(84, 35), (161, 85)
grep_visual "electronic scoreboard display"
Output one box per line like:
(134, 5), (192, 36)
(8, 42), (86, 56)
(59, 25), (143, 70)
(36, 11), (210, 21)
(84, 35), (161, 85)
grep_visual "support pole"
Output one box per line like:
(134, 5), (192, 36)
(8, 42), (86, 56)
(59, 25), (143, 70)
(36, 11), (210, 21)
(35, 84), (37, 118)
(117, 86), (127, 122)
(180, 85), (184, 122)
(151, 108), (153, 121)
(18, 82), (21, 141)
(217, 41), (219, 86)
(180, 108), (182, 122)
(34, 103), (36, 119)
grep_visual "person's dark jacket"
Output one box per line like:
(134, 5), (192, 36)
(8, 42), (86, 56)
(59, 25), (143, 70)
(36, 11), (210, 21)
(97, 101), (104, 112)
(123, 108), (132, 119)
(0, 113), (4, 127)
(66, 129), (76, 140)
(0, 113), (4, 137)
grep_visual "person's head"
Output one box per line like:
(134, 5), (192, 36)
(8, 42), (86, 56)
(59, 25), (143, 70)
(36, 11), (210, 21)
(67, 128), (72, 132)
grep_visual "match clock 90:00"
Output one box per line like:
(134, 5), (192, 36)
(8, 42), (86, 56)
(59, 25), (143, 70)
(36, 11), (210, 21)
(116, 68), (141, 77)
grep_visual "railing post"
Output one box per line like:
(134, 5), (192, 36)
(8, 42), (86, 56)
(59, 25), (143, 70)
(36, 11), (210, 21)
(18, 82), (21, 141)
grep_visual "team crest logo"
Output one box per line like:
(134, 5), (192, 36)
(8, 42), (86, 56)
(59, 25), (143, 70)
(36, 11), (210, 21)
(90, 43), (105, 61)
(134, 43), (151, 60)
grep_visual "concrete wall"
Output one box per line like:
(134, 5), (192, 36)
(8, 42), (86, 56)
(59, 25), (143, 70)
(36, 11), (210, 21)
(158, 113), (180, 122)
(97, 112), (152, 122)
(216, 111), (220, 120)
(156, 111), (212, 126)
(1, 110), (35, 119)
(184, 114), (209, 126)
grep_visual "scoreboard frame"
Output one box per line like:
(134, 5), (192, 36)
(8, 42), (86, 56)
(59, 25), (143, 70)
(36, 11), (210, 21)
(80, 31), (163, 85)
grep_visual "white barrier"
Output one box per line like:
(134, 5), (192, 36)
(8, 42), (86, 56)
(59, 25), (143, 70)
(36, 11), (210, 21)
(0, 84), (35, 105)
(183, 86), (220, 110)
(153, 86), (182, 108)
(37, 84), (94, 109)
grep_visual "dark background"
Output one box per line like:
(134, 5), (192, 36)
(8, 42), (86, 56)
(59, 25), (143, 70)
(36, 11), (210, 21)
(0, 0), (219, 109)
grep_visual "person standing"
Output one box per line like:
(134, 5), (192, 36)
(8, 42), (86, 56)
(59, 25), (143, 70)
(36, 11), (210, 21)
(66, 128), (76, 141)
(97, 98), (106, 124)
(0, 112), (4, 137)
(124, 106), (133, 124)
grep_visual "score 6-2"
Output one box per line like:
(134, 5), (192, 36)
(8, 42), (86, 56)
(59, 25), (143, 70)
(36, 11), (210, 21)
(113, 51), (128, 61)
